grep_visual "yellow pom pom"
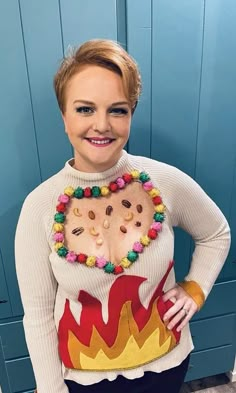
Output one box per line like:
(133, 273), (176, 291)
(86, 256), (96, 267)
(64, 186), (74, 196)
(140, 235), (151, 246)
(148, 188), (160, 198)
(100, 186), (110, 196)
(131, 170), (140, 179)
(154, 203), (166, 213)
(53, 223), (64, 232)
(54, 242), (64, 251)
(120, 258), (132, 268)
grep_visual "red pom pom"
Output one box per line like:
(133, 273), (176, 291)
(56, 203), (66, 213)
(84, 187), (92, 197)
(122, 173), (132, 183)
(109, 182), (118, 192)
(114, 265), (124, 275)
(152, 196), (162, 205)
(148, 228), (158, 239)
(77, 253), (87, 264)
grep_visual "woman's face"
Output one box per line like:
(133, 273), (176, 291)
(62, 65), (132, 172)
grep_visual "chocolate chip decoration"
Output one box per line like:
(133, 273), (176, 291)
(120, 225), (127, 233)
(136, 204), (143, 213)
(105, 205), (113, 216)
(135, 221), (141, 227)
(88, 210), (95, 220)
(122, 199), (131, 208)
(72, 227), (84, 236)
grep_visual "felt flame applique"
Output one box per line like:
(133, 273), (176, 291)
(58, 261), (180, 370)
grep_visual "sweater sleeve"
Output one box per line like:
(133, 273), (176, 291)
(15, 193), (69, 393)
(164, 165), (231, 301)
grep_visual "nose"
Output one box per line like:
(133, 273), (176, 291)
(92, 111), (111, 133)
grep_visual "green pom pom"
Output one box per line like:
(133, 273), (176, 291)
(127, 251), (138, 262)
(104, 262), (115, 273)
(74, 187), (84, 198)
(54, 213), (65, 223)
(57, 247), (68, 257)
(153, 212), (164, 222)
(139, 172), (150, 183)
(92, 186), (101, 197)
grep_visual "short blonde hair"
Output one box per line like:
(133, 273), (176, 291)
(54, 39), (142, 114)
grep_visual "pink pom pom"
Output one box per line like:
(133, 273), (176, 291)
(133, 241), (144, 253)
(151, 222), (162, 232)
(96, 256), (107, 268)
(143, 181), (154, 191)
(116, 177), (126, 189)
(66, 251), (77, 263)
(53, 232), (64, 242)
(58, 194), (70, 204)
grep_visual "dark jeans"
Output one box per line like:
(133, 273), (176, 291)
(65, 354), (190, 393)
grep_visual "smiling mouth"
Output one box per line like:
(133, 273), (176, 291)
(86, 138), (114, 146)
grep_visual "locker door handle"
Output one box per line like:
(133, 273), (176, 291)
(0, 300), (8, 304)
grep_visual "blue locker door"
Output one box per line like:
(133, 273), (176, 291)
(195, 0), (236, 280)
(0, 0), (41, 317)
(151, 0), (205, 280)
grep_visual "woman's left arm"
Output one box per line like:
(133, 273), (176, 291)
(161, 166), (231, 331)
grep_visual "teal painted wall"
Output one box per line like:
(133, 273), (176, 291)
(0, 1), (236, 391)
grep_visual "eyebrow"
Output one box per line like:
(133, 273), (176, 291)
(73, 99), (129, 106)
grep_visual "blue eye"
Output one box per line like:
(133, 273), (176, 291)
(110, 108), (129, 116)
(75, 106), (94, 114)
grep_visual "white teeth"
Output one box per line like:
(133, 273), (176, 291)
(90, 139), (111, 145)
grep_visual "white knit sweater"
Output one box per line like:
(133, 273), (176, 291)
(15, 151), (230, 393)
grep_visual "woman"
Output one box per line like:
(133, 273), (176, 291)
(15, 39), (230, 393)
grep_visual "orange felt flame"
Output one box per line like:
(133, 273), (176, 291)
(58, 261), (181, 370)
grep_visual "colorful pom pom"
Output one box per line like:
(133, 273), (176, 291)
(57, 247), (68, 257)
(140, 235), (151, 246)
(139, 172), (150, 183)
(100, 186), (110, 196)
(104, 262), (115, 273)
(127, 251), (139, 262)
(86, 256), (96, 267)
(153, 212), (165, 222)
(133, 241), (144, 253)
(120, 257), (132, 268)
(152, 196), (162, 205)
(143, 181), (154, 191)
(77, 253), (87, 264)
(148, 228), (158, 240)
(151, 222), (162, 232)
(114, 265), (124, 274)
(74, 187), (84, 199)
(53, 232), (64, 242)
(116, 177), (126, 189)
(109, 182), (118, 192)
(54, 213), (65, 223)
(58, 194), (70, 204)
(66, 251), (77, 263)
(56, 203), (66, 213)
(53, 223), (64, 232)
(96, 256), (107, 268)
(54, 242), (64, 251)
(130, 170), (140, 179)
(84, 187), (92, 197)
(122, 173), (132, 183)
(64, 186), (74, 197)
(154, 203), (165, 213)
(148, 188), (160, 198)
(92, 186), (101, 197)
